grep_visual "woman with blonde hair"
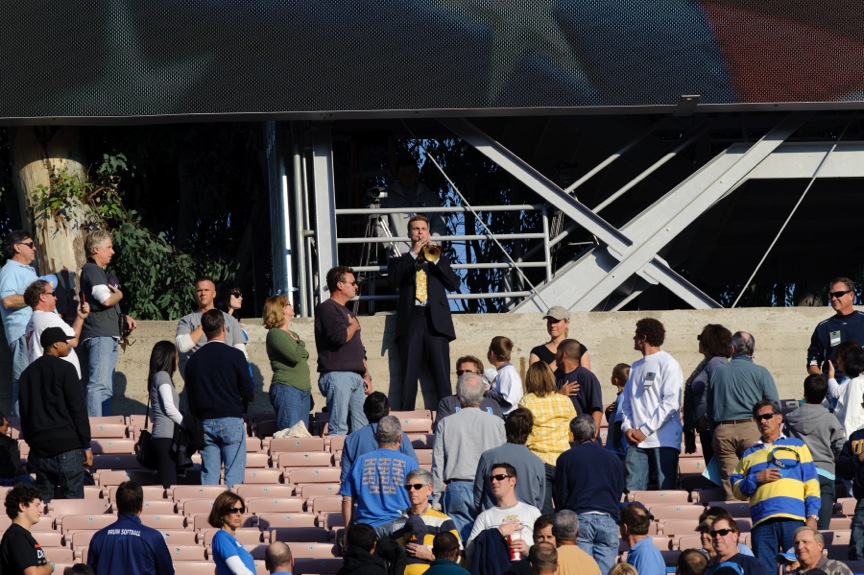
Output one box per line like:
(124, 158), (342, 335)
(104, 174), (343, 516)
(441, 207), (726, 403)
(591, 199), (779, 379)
(519, 361), (577, 514)
(607, 564), (638, 575)
(529, 306), (591, 371)
(263, 294), (311, 431)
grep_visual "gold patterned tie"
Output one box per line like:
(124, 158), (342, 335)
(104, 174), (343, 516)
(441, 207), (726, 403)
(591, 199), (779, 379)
(416, 266), (428, 304)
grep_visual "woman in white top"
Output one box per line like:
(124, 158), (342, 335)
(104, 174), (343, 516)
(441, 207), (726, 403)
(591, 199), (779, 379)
(148, 341), (184, 488)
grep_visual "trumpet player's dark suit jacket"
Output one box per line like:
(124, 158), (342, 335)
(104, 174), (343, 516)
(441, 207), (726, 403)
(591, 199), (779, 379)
(389, 251), (459, 410)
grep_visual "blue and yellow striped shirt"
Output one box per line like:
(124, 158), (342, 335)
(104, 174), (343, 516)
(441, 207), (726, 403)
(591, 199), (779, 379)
(730, 435), (820, 526)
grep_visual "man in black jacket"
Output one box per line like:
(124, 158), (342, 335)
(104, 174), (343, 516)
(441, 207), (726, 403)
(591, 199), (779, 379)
(19, 327), (92, 502)
(337, 523), (388, 575)
(389, 215), (459, 410)
(185, 309), (254, 488)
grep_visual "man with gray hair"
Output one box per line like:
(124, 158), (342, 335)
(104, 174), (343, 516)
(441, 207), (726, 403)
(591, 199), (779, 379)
(554, 415), (623, 575)
(389, 468), (461, 575)
(340, 415), (419, 528)
(551, 510), (601, 575)
(433, 372), (505, 541)
(789, 526), (852, 575)
(707, 331), (780, 498)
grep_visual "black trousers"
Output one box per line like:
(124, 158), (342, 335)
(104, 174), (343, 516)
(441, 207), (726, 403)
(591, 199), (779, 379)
(397, 307), (451, 410)
(152, 437), (177, 488)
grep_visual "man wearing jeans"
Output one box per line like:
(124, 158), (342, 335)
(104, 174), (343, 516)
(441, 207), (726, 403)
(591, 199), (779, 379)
(315, 266), (370, 436)
(19, 327), (92, 502)
(186, 310), (254, 487)
(0, 230), (38, 416)
(79, 229), (137, 416)
(619, 317), (683, 490)
(554, 415), (623, 575)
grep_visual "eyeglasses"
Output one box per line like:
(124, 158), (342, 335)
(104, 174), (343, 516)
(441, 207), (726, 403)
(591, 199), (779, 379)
(755, 413), (775, 422)
(456, 369), (475, 376)
(341, 280), (359, 287)
(710, 528), (734, 537)
(227, 507), (246, 514)
(830, 289), (852, 299)
(489, 474), (511, 482)
(44, 291), (56, 298)
(404, 484), (427, 491)
(231, 291), (243, 298)
(17, 241), (34, 248)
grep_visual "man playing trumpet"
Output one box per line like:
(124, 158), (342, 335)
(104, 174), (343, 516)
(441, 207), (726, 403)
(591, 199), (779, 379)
(389, 215), (460, 410)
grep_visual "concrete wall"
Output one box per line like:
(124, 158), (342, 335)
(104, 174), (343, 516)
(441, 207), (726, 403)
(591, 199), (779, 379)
(0, 307), (838, 416)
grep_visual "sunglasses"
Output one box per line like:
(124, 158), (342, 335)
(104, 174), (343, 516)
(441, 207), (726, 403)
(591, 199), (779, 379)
(404, 484), (427, 491)
(830, 289), (852, 299)
(227, 507), (246, 514)
(18, 241), (35, 248)
(341, 280), (359, 286)
(770, 446), (801, 470)
(44, 291), (56, 298)
(489, 474), (511, 482)
(710, 528), (734, 537)
(231, 291), (243, 298)
(456, 369), (475, 376)
(755, 413), (775, 422)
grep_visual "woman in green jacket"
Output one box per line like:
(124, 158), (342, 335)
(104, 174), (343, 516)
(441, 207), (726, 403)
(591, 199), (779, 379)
(263, 294), (311, 431)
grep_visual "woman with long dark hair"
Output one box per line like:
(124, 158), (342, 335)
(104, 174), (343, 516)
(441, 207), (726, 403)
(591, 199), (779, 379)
(682, 324), (732, 464)
(216, 282), (249, 346)
(148, 340), (183, 488)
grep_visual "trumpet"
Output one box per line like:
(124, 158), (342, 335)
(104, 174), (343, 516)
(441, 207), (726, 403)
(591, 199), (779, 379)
(422, 244), (442, 262)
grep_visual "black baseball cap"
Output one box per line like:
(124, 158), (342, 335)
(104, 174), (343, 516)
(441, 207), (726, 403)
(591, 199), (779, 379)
(40, 327), (74, 349)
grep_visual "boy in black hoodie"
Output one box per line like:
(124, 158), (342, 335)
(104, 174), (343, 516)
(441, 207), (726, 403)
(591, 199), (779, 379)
(785, 374), (846, 529)
(338, 523), (388, 575)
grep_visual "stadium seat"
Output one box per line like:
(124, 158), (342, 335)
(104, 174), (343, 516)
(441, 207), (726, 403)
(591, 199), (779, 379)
(328, 435), (347, 453)
(290, 542), (339, 559)
(704, 501), (750, 517)
(318, 512), (345, 530)
(840, 498), (857, 517)
(648, 505), (705, 522)
(58, 514), (117, 534)
(829, 517), (852, 530)
(199, 527), (264, 547)
(169, 561), (224, 575)
(689, 487), (726, 504)
(256, 512), (317, 529)
(90, 438), (136, 454)
(165, 545), (208, 561)
(171, 485), (227, 502)
(394, 418), (433, 434)
(245, 468), (284, 484)
(276, 452), (334, 469)
(678, 458), (707, 476)
(140, 500), (177, 515)
(408, 434), (434, 449)
(140, 514), (187, 530)
(628, 490), (690, 505)
(179, 499), (215, 516)
(47, 499), (110, 518)
(676, 534), (703, 551)
(297, 484), (341, 498)
(246, 452), (271, 468)
(43, 547), (75, 563)
(247, 437), (264, 452)
(828, 530), (852, 546)
(269, 437), (326, 455)
(89, 422), (129, 438)
(415, 450), (433, 466)
(286, 468), (341, 486)
(658, 519), (699, 537)
(95, 469), (158, 486)
(161, 530), (199, 545)
(246, 497), (305, 514)
(306, 496), (342, 514)
(65, 530), (97, 549)
(191, 513), (256, 531)
(294, 558), (343, 575)
(237, 485), (297, 500)
(91, 454), (144, 470)
(269, 527), (332, 543)
(36, 531), (64, 547)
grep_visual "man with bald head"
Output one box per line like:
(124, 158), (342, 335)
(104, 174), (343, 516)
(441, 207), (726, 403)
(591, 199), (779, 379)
(265, 542), (294, 575)
(707, 331), (780, 498)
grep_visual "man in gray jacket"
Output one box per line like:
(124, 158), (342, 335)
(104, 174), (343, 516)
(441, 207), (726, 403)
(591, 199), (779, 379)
(784, 374), (846, 529)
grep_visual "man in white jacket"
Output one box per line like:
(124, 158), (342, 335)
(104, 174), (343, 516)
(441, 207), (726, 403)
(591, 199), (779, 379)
(620, 317), (683, 491)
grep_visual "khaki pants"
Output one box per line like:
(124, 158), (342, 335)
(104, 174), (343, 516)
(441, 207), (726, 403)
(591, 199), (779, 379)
(712, 420), (761, 499)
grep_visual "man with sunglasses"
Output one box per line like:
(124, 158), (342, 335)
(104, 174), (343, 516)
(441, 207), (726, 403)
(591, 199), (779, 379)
(0, 230), (39, 416)
(730, 400), (820, 575)
(465, 464), (541, 567)
(704, 517), (767, 575)
(807, 276), (864, 377)
(23, 279), (89, 377)
(316, 266), (371, 436)
(389, 469), (461, 575)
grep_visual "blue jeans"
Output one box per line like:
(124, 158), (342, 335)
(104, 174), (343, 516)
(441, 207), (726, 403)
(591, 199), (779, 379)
(269, 384), (311, 431)
(851, 499), (864, 560)
(625, 446), (679, 490)
(29, 449), (85, 503)
(201, 417), (247, 488)
(441, 481), (475, 543)
(83, 337), (118, 416)
(577, 513), (619, 575)
(750, 518), (801, 574)
(317, 371), (367, 436)
(9, 336), (29, 416)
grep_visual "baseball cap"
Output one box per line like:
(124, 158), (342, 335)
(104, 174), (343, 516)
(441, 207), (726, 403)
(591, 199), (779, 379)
(776, 548), (797, 563)
(543, 306), (570, 321)
(40, 327), (73, 349)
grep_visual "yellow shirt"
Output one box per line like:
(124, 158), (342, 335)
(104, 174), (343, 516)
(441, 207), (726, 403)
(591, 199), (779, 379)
(520, 393), (577, 465)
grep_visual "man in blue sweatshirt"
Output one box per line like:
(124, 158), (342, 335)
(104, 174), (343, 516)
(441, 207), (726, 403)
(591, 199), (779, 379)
(87, 481), (174, 575)
(186, 309), (255, 487)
